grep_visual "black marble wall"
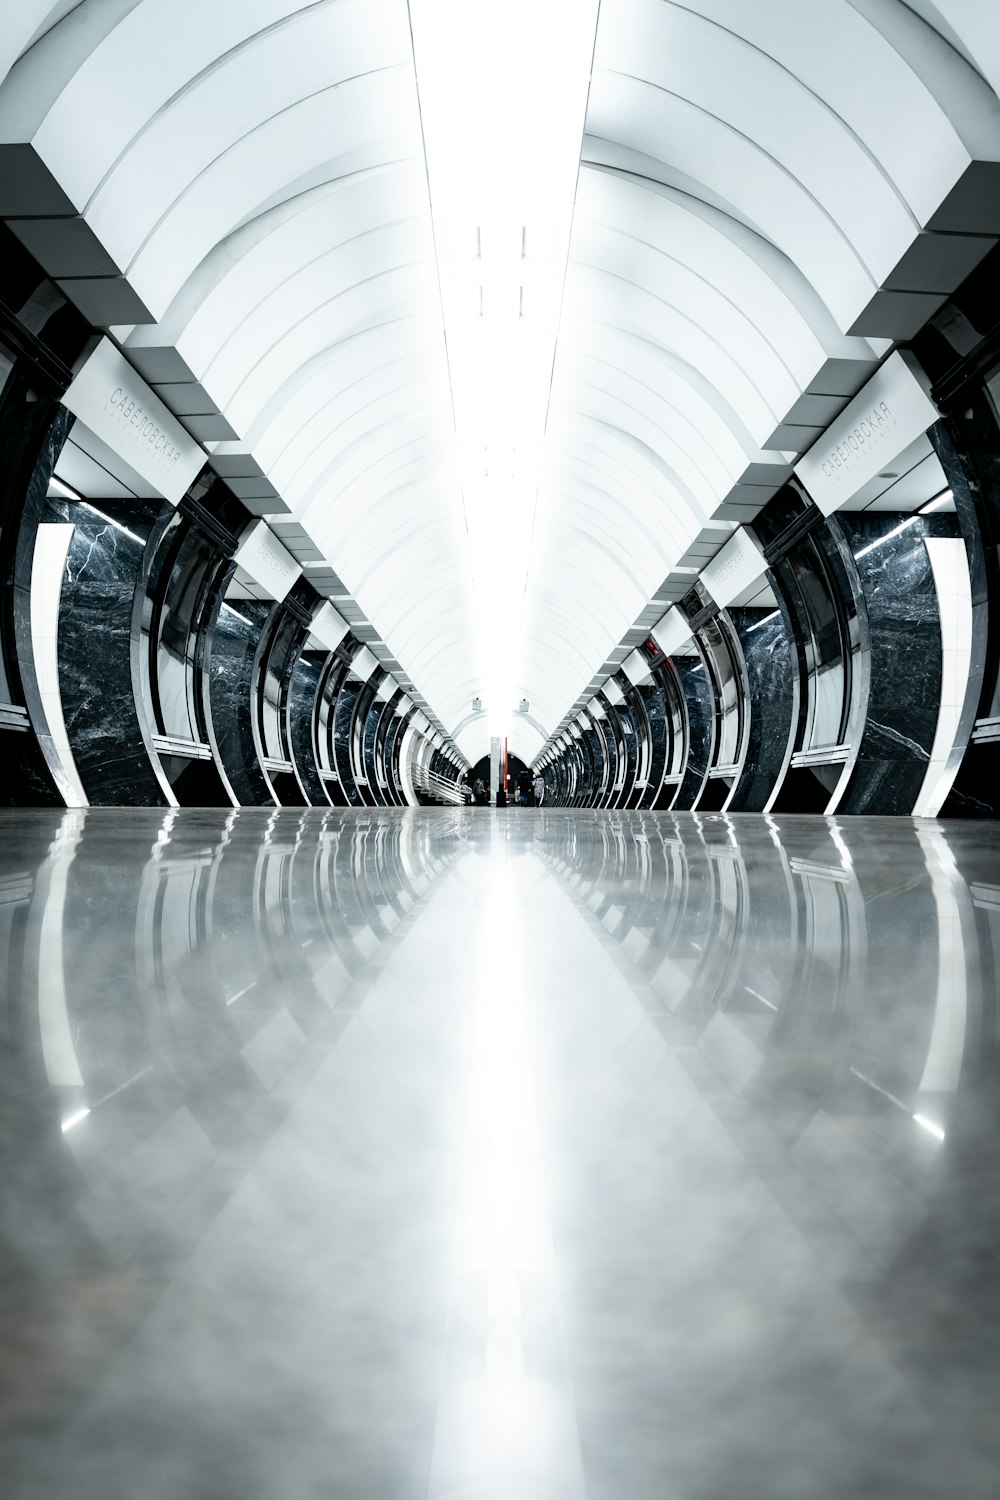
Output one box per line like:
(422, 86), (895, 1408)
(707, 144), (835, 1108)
(362, 697), (387, 806)
(208, 599), (275, 806)
(286, 650), (330, 807)
(836, 514), (948, 815)
(55, 497), (173, 806)
(352, 680), (381, 807)
(636, 681), (667, 810)
(670, 656), (713, 811)
(2, 390), (76, 805)
(314, 653), (349, 806)
(726, 605), (795, 812)
(332, 677), (364, 806)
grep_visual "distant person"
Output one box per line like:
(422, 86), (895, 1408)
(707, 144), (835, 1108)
(532, 772), (545, 807)
(473, 777), (487, 806)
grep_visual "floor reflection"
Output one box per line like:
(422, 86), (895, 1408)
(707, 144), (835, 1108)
(0, 808), (998, 1498)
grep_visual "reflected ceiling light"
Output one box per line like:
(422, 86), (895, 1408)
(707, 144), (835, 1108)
(913, 1112), (945, 1141)
(61, 1107), (91, 1132)
(828, 824), (854, 871)
(920, 489), (954, 513)
(49, 475), (81, 502)
(410, 0), (600, 734)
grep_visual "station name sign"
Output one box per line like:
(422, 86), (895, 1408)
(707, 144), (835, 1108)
(794, 350), (939, 515)
(233, 520), (301, 602)
(701, 526), (767, 609)
(61, 338), (205, 504)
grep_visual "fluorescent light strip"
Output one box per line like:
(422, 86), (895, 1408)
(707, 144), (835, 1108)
(854, 516), (919, 560)
(49, 475), (81, 502)
(61, 1107), (91, 1132)
(79, 501), (145, 547)
(746, 610), (780, 633)
(222, 603), (254, 628)
(51, 478), (147, 549)
(920, 489), (954, 514)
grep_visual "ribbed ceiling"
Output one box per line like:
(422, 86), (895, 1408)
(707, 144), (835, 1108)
(2, 1), (999, 763)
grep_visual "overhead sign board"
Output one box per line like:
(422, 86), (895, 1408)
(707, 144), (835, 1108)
(621, 649), (652, 686)
(309, 601), (349, 652)
(650, 607), (695, 656)
(701, 527), (767, 608)
(61, 337), (204, 504)
(233, 520), (301, 602)
(794, 350), (939, 515)
(349, 646), (379, 681)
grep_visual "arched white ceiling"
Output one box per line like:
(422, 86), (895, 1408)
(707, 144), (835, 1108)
(519, 0), (1000, 744)
(1, 0), (999, 764)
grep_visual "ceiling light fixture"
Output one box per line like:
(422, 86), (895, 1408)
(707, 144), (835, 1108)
(410, 0), (600, 735)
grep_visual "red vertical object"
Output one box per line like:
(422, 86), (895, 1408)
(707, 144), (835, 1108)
(505, 738), (509, 793)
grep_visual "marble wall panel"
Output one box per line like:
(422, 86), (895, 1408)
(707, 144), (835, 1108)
(670, 656), (714, 811)
(637, 682), (668, 810)
(333, 681), (363, 807)
(57, 504), (172, 806)
(836, 515), (948, 815)
(287, 651), (330, 807)
(726, 606), (795, 812)
(362, 700), (387, 806)
(209, 598), (275, 806)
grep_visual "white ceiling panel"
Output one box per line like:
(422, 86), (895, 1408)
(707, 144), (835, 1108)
(3, 1), (1000, 764)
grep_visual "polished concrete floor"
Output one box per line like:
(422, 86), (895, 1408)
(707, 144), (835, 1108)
(1, 806), (999, 1499)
